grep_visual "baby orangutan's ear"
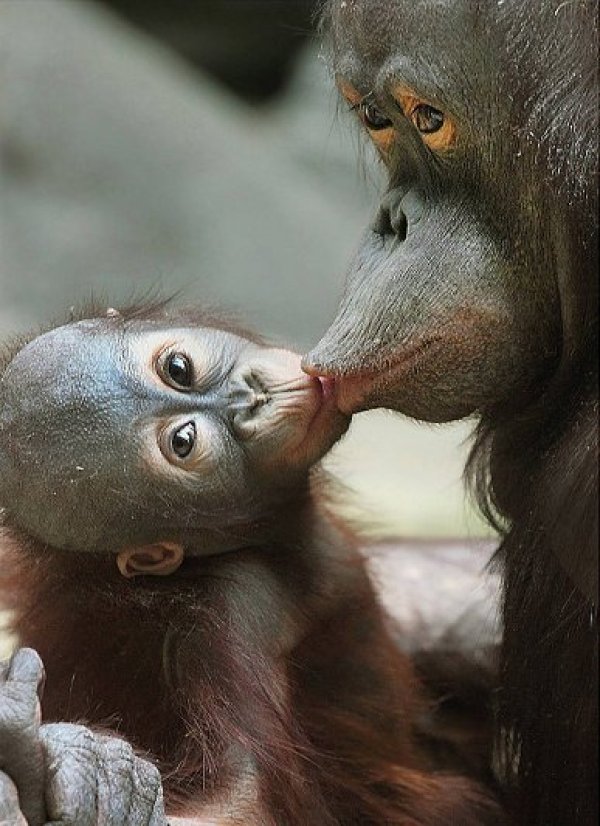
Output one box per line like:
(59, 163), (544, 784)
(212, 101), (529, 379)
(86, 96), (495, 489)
(116, 542), (184, 579)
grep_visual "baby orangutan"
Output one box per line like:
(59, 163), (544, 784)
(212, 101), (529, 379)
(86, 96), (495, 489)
(0, 304), (503, 825)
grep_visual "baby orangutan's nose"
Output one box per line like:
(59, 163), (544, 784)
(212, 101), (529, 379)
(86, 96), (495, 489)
(229, 370), (271, 438)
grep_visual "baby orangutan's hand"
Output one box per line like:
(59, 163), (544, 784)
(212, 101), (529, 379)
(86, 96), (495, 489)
(0, 648), (167, 826)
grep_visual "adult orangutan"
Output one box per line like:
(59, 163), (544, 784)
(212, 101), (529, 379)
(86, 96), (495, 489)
(302, 2), (598, 825)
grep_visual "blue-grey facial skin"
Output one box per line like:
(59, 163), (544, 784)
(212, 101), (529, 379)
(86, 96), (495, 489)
(0, 318), (348, 555)
(302, 0), (597, 420)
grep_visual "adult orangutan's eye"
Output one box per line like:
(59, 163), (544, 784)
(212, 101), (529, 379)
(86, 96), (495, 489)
(412, 104), (444, 134)
(171, 421), (196, 459)
(362, 102), (393, 131)
(165, 352), (192, 389)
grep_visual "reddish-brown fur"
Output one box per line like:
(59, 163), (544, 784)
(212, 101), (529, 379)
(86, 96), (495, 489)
(0, 495), (504, 825)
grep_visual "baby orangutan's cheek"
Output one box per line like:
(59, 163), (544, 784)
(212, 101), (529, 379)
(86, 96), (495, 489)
(243, 399), (317, 457)
(255, 390), (349, 473)
(231, 347), (350, 473)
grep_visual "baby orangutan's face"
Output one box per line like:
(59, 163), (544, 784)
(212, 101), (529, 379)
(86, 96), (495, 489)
(0, 315), (349, 562)
(129, 326), (347, 482)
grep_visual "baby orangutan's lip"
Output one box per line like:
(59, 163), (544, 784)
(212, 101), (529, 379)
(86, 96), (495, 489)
(316, 376), (337, 404)
(295, 375), (350, 452)
(304, 375), (337, 428)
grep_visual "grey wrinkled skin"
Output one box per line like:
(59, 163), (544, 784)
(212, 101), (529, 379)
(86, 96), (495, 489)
(0, 649), (46, 826)
(0, 771), (27, 826)
(0, 648), (167, 826)
(41, 725), (166, 826)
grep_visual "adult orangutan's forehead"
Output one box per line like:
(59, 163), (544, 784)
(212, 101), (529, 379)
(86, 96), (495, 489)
(327, 0), (488, 96)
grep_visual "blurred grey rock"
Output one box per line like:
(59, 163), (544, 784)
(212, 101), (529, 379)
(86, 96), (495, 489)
(0, 0), (373, 347)
(102, 0), (316, 103)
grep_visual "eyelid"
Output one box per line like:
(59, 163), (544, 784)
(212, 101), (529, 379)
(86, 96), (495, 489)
(158, 418), (197, 466)
(390, 86), (456, 149)
(155, 345), (195, 391)
(153, 341), (177, 375)
(348, 91), (387, 114)
(344, 92), (395, 154)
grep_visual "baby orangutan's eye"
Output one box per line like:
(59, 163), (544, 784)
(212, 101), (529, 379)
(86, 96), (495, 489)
(164, 352), (193, 389)
(171, 421), (196, 459)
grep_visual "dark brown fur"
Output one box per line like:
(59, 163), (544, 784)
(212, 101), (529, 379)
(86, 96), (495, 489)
(468, 360), (598, 824)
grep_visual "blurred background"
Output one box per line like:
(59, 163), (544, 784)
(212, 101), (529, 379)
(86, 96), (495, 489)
(0, 0), (492, 544)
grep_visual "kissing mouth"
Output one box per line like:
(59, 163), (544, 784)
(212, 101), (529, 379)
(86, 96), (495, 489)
(307, 338), (439, 414)
(304, 375), (346, 431)
(232, 359), (349, 459)
(282, 374), (350, 462)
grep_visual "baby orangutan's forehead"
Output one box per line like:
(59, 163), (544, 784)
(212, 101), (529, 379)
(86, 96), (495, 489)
(0, 322), (148, 507)
(1, 322), (125, 403)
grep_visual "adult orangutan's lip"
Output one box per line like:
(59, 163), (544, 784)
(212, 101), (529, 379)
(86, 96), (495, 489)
(330, 338), (439, 414)
(332, 374), (380, 414)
